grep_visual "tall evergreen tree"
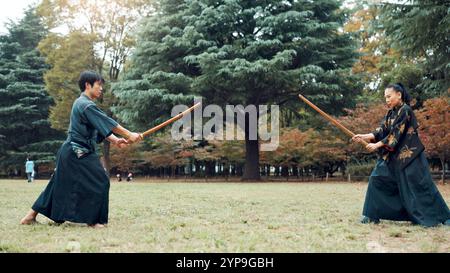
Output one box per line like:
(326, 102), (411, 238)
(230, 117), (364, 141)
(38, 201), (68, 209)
(0, 6), (64, 174)
(380, 0), (450, 97)
(113, 0), (360, 180)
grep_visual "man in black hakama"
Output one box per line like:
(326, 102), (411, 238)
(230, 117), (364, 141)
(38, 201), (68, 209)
(21, 71), (142, 227)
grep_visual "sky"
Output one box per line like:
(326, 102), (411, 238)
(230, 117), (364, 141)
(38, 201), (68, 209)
(0, 0), (39, 34)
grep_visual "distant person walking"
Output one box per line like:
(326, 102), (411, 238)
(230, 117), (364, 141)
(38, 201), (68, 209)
(127, 172), (133, 182)
(25, 158), (34, 183)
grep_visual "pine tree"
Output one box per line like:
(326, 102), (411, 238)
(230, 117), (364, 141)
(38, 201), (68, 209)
(0, 6), (64, 174)
(113, 0), (360, 180)
(380, 0), (450, 97)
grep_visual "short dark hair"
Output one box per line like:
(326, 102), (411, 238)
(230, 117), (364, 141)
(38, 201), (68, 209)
(386, 83), (411, 105)
(78, 71), (105, 92)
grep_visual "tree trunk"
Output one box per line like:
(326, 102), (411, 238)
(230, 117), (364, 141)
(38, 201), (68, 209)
(224, 163), (230, 177)
(237, 164), (243, 176)
(208, 161), (215, 176)
(292, 166), (299, 177)
(195, 161), (201, 176)
(242, 139), (260, 181)
(440, 157), (446, 184)
(274, 166), (280, 177)
(241, 108), (260, 181)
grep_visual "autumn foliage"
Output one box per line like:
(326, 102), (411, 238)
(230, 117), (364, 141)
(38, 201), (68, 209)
(416, 96), (450, 181)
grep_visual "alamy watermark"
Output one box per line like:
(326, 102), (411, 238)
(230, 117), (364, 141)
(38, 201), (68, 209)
(171, 98), (279, 151)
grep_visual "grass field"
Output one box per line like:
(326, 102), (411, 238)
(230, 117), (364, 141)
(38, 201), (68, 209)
(0, 179), (449, 253)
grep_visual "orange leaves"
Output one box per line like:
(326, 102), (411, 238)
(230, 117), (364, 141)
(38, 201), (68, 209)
(416, 97), (449, 159)
(340, 103), (387, 136)
(261, 128), (346, 168)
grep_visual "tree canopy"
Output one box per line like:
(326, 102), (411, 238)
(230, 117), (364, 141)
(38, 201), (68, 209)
(113, 0), (360, 180)
(0, 6), (64, 173)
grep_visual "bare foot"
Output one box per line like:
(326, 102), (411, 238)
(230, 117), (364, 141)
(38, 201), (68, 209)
(20, 210), (39, 225)
(88, 223), (107, 228)
(20, 215), (37, 225)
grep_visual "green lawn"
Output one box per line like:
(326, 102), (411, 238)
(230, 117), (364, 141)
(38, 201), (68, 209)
(0, 179), (449, 253)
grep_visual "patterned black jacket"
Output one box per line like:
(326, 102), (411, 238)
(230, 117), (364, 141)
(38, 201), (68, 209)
(371, 103), (425, 169)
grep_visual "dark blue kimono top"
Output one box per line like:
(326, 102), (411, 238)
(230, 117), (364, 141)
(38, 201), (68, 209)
(67, 93), (118, 155)
(371, 103), (424, 169)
